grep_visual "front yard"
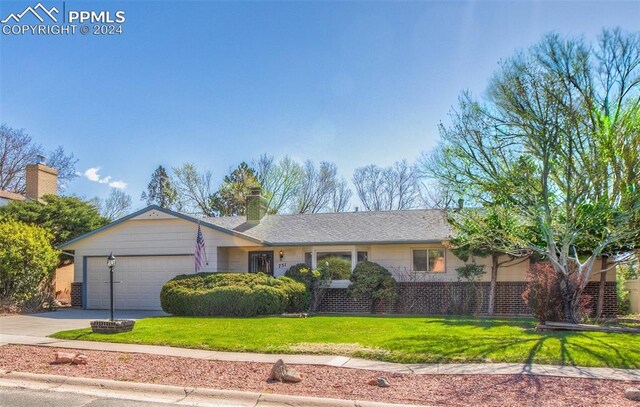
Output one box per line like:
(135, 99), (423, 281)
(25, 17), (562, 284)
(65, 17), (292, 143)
(52, 316), (640, 368)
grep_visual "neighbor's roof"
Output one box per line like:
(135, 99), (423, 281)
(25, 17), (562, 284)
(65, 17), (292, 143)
(205, 209), (451, 245)
(0, 189), (25, 201)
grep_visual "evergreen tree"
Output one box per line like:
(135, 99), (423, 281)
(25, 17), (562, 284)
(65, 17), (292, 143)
(141, 165), (178, 209)
(210, 162), (259, 216)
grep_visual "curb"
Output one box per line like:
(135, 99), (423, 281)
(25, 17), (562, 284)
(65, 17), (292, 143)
(0, 370), (428, 407)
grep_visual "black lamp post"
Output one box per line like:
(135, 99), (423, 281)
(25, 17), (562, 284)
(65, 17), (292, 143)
(107, 253), (116, 322)
(90, 252), (133, 334)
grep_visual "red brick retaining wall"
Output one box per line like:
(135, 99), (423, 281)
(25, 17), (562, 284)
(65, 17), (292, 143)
(317, 281), (617, 317)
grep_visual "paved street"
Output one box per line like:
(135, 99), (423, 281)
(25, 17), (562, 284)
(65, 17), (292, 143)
(0, 388), (185, 407)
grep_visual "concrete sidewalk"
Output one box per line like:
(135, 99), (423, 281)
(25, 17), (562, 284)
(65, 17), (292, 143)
(2, 333), (640, 382)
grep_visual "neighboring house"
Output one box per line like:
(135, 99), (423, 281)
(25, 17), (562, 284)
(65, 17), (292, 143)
(0, 162), (74, 303)
(0, 189), (26, 206)
(60, 188), (617, 315)
(0, 162), (59, 205)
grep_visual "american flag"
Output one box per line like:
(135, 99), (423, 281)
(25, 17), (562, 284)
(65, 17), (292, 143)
(194, 224), (207, 272)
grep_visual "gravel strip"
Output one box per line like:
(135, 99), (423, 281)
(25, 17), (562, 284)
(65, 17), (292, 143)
(0, 345), (637, 406)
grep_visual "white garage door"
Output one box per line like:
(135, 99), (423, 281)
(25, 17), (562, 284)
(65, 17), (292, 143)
(86, 255), (194, 310)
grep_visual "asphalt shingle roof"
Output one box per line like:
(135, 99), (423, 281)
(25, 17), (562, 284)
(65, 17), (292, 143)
(203, 209), (451, 245)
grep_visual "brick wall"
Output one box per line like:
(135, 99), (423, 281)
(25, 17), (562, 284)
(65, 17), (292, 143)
(584, 281), (617, 318)
(71, 282), (82, 307)
(317, 281), (617, 317)
(25, 164), (58, 200)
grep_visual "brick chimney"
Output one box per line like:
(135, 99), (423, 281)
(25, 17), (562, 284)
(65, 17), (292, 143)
(246, 187), (267, 223)
(25, 159), (58, 201)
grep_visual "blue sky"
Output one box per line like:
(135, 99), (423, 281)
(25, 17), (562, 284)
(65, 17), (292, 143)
(1, 0), (639, 209)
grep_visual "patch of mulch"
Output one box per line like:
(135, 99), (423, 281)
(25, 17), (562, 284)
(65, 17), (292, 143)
(0, 345), (637, 406)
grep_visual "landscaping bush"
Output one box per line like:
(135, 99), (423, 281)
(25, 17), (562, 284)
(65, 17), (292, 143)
(348, 261), (397, 314)
(522, 263), (563, 323)
(0, 220), (60, 312)
(617, 263), (639, 315)
(160, 272), (307, 316)
(285, 263), (330, 312)
(522, 263), (592, 323)
(285, 263), (319, 289)
(452, 264), (487, 315)
(317, 256), (352, 280)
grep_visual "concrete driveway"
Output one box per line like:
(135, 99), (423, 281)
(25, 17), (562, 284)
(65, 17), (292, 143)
(0, 308), (165, 337)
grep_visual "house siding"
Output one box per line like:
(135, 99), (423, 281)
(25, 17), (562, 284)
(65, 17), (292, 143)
(65, 214), (258, 283)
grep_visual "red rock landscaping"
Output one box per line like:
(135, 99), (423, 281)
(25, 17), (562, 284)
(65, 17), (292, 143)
(0, 345), (637, 406)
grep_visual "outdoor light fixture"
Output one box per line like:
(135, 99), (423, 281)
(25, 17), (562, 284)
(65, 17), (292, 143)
(107, 252), (116, 322)
(107, 252), (116, 268)
(90, 251), (134, 334)
(279, 250), (284, 261)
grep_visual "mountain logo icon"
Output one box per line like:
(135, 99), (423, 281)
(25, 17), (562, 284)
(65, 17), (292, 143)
(1, 3), (59, 24)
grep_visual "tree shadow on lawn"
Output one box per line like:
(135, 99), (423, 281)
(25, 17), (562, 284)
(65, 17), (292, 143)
(379, 334), (546, 364)
(560, 334), (639, 369)
(382, 331), (629, 368)
(422, 316), (536, 330)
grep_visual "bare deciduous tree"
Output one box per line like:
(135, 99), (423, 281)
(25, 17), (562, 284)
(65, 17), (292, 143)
(172, 163), (215, 216)
(94, 189), (132, 221)
(294, 161), (338, 214)
(353, 160), (420, 211)
(0, 125), (77, 193)
(424, 29), (640, 322)
(331, 177), (352, 212)
(255, 155), (303, 214)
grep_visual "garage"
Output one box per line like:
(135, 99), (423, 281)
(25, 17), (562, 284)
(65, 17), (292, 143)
(85, 255), (194, 310)
(60, 206), (263, 310)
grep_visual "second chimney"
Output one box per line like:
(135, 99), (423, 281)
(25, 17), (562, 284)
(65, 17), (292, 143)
(246, 187), (267, 223)
(25, 163), (58, 201)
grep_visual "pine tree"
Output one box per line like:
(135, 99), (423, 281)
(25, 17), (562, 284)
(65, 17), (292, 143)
(141, 165), (178, 209)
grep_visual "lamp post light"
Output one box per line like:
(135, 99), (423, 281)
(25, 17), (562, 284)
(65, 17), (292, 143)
(90, 252), (134, 334)
(107, 253), (116, 322)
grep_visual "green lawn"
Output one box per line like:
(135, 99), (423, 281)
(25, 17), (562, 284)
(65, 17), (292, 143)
(51, 316), (640, 368)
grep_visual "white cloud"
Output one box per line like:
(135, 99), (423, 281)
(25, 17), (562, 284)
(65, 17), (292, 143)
(108, 180), (127, 189)
(79, 167), (127, 189)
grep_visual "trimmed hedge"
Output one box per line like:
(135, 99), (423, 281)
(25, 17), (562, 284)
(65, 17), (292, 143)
(160, 272), (308, 317)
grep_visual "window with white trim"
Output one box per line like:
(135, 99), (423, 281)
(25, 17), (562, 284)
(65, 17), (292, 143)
(412, 249), (445, 272)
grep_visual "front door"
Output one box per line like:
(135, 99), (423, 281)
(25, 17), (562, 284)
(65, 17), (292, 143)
(248, 251), (274, 276)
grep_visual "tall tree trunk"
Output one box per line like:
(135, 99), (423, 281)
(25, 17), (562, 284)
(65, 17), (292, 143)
(370, 298), (377, 314)
(488, 254), (498, 316)
(559, 274), (576, 323)
(596, 256), (608, 319)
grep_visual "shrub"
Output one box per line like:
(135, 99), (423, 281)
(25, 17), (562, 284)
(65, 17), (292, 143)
(456, 264), (486, 282)
(285, 263), (330, 312)
(617, 263), (639, 315)
(453, 264), (487, 315)
(285, 263), (319, 289)
(522, 263), (564, 323)
(160, 272), (307, 316)
(0, 220), (60, 311)
(522, 263), (593, 323)
(317, 257), (352, 280)
(348, 261), (397, 314)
